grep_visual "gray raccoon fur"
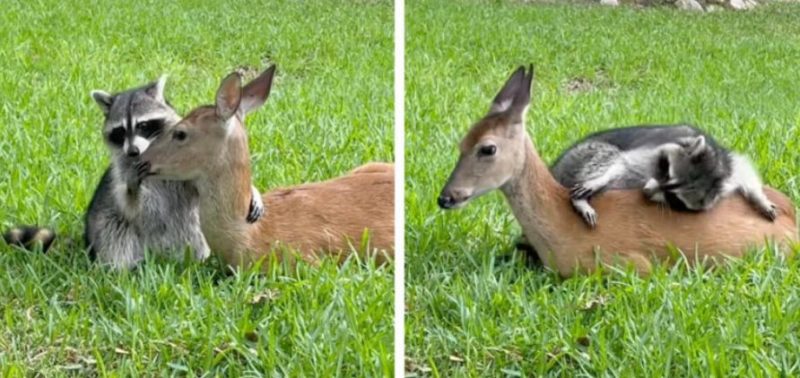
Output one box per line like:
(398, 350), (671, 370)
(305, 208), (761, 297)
(551, 124), (776, 227)
(85, 77), (264, 269)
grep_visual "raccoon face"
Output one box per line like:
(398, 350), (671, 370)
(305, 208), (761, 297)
(665, 179), (724, 211)
(91, 76), (180, 158)
(656, 136), (726, 211)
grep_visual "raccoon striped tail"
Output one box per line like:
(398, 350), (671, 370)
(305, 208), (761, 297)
(3, 225), (56, 253)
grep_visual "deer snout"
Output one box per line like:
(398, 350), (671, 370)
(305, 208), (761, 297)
(438, 194), (455, 209)
(438, 188), (471, 209)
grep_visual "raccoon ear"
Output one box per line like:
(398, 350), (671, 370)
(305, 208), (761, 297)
(145, 75), (168, 103)
(216, 72), (243, 122)
(240, 65), (276, 116)
(90, 90), (114, 115)
(688, 135), (707, 158)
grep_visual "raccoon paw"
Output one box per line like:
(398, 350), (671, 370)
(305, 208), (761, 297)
(572, 199), (598, 228)
(194, 244), (211, 261)
(759, 202), (778, 221)
(246, 187), (265, 223)
(642, 178), (659, 196)
(579, 208), (598, 229)
(247, 201), (264, 223)
(570, 182), (600, 199)
(135, 162), (151, 181)
(643, 180), (667, 203)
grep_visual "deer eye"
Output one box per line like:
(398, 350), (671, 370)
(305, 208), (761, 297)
(478, 145), (497, 157)
(173, 130), (187, 141)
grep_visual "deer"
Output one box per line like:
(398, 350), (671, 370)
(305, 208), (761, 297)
(136, 65), (394, 271)
(438, 65), (797, 277)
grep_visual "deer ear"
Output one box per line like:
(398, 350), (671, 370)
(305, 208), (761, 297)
(512, 64), (534, 115)
(240, 65), (276, 115)
(489, 66), (526, 114)
(490, 65), (533, 116)
(90, 90), (114, 115)
(145, 75), (168, 103)
(493, 65), (534, 136)
(216, 72), (242, 121)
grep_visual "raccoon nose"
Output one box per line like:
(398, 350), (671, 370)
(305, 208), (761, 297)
(127, 146), (140, 157)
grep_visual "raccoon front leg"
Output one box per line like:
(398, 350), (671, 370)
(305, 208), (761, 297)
(570, 161), (626, 227)
(110, 165), (145, 217)
(247, 185), (265, 223)
(739, 187), (777, 221)
(569, 160), (626, 200)
(727, 155), (777, 221)
(124, 163), (145, 198)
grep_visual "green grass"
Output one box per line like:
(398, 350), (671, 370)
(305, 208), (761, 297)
(0, 0), (393, 375)
(406, 1), (800, 375)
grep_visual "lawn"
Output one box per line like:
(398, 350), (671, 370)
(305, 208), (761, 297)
(406, 0), (800, 376)
(0, 0), (393, 375)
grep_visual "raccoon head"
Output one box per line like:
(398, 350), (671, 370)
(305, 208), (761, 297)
(656, 135), (727, 211)
(91, 76), (180, 159)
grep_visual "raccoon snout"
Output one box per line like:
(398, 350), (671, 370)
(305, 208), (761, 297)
(126, 146), (140, 157)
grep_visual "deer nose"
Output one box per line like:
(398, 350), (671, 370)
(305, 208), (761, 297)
(127, 146), (140, 157)
(438, 194), (455, 209)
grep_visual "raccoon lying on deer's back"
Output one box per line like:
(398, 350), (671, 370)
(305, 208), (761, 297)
(438, 65), (795, 276)
(551, 124), (777, 228)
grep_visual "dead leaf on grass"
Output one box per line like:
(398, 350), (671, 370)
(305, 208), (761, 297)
(250, 289), (280, 305)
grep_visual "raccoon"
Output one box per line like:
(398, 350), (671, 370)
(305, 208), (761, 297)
(551, 124), (776, 228)
(84, 76), (264, 268)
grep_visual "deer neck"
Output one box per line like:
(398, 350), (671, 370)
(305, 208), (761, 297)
(500, 137), (570, 256)
(194, 124), (254, 254)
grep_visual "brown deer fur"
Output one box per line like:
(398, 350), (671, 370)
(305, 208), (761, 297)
(440, 66), (797, 277)
(140, 66), (394, 271)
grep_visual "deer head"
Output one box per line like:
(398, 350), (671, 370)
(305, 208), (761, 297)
(138, 65), (276, 181)
(438, 65), (535, 209)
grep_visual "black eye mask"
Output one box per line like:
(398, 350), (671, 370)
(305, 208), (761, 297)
(657, 154), (670, 179)
(108, 127), (125, 146)
(137, 119), (165, 139)
(664, 190), (696, 212)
